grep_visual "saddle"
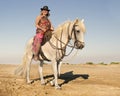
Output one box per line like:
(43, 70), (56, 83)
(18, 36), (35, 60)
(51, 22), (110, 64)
(41, 31), (52, 46)
(39, 31), (52, 61)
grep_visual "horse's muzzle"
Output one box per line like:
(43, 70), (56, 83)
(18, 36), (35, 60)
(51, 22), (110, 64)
(75, 41), (85, 49)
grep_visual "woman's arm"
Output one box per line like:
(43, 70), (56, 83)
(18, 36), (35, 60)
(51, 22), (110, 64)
(35, 16), (47, 32)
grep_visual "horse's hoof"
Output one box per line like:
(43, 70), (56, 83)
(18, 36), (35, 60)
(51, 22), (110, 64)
(55, 85), (61, 90)
(50, 81), (55, 86)
(41, 82), (46, 85)
(27, 80), (34, 84)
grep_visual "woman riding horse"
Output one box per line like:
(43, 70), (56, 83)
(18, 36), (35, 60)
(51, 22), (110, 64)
(32, 6), (54, 61)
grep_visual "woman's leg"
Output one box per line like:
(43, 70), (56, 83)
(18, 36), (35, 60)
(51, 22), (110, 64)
(34, 43), (41, 61)
(32, 33), (43, 61)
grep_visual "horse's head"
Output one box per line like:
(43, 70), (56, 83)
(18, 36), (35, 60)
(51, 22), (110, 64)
(70, 19), (86, 49)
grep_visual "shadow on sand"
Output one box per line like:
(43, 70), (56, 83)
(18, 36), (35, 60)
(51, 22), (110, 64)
(33, 71), (89, 86)
(59, 71), (89, 86)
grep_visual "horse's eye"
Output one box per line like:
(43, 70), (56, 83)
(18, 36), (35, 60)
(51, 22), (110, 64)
(76, 30), (80, 33)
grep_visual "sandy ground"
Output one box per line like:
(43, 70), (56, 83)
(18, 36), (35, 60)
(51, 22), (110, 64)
(0, 64), (120, 96)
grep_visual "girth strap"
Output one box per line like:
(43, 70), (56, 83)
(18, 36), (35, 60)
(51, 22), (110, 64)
(39, 48), (51, 61)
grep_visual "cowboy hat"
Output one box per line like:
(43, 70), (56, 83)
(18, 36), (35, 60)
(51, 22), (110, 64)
(41, 6), (50, 11)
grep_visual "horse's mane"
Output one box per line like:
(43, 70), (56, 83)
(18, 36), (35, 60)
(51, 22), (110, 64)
(54, 21), (71, 34)
(54, 19), (86, 33)
(53, 19), (86, 38)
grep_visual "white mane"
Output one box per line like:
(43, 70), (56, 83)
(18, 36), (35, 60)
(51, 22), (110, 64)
(54, 19), (86, 34)
(51, 21), (71, 40)
(54, 21), (71, 34)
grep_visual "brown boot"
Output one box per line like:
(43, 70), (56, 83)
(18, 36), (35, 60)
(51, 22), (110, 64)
(33, 55), (40, 61)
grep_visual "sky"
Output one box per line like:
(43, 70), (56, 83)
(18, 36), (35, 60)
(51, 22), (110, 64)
(0, 0), (120, 64)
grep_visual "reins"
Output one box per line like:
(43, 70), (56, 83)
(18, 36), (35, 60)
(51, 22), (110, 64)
(48, 23), (78, 57)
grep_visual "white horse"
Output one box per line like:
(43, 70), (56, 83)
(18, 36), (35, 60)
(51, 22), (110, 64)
(15, 18), (86, 89)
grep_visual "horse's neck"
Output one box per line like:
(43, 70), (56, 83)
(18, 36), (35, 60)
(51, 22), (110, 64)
(52, 22), (71, 47)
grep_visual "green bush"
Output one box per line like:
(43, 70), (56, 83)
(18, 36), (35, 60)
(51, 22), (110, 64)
(110, 62), (120, 64)
(86, 62), (94, 65)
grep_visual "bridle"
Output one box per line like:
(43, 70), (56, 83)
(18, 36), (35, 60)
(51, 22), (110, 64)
(71, 25), (85, 49)
(48, 23), (82, 56)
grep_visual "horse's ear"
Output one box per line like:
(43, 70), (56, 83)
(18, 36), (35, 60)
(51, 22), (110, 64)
(81, 19), (84, 23)
(74, 19), (79, 24)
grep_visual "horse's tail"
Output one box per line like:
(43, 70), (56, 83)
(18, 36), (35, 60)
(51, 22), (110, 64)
(14, 38), (33, 77)
(14, 52), (27, 77)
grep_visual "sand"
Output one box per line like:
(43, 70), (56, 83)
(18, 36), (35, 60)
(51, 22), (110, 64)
(0, 64), (120, 96)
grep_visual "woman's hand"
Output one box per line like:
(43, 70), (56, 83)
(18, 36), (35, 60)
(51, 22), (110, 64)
(41, 28), (47, 32)
(50, 26), (54, 31)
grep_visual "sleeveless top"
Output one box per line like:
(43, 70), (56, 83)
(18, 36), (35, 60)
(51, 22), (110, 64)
(36, 17), (51, 34)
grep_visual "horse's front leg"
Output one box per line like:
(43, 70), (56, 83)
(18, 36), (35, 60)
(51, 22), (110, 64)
(51, 61), (61, 89)
(58, 61), (62, 77)
(38, 61), (45, 85)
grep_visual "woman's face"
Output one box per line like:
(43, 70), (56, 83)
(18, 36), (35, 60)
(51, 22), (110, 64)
(41, 10), (49, 16)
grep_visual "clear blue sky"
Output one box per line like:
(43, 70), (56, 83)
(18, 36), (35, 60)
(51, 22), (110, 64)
(0, 0), (120, 64)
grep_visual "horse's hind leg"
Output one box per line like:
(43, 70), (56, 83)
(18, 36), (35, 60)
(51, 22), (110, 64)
(26, 56), (33, 84)
(38, 60), (45, 85)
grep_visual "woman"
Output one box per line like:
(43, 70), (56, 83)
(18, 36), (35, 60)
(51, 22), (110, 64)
(32, 6), (54, 61)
